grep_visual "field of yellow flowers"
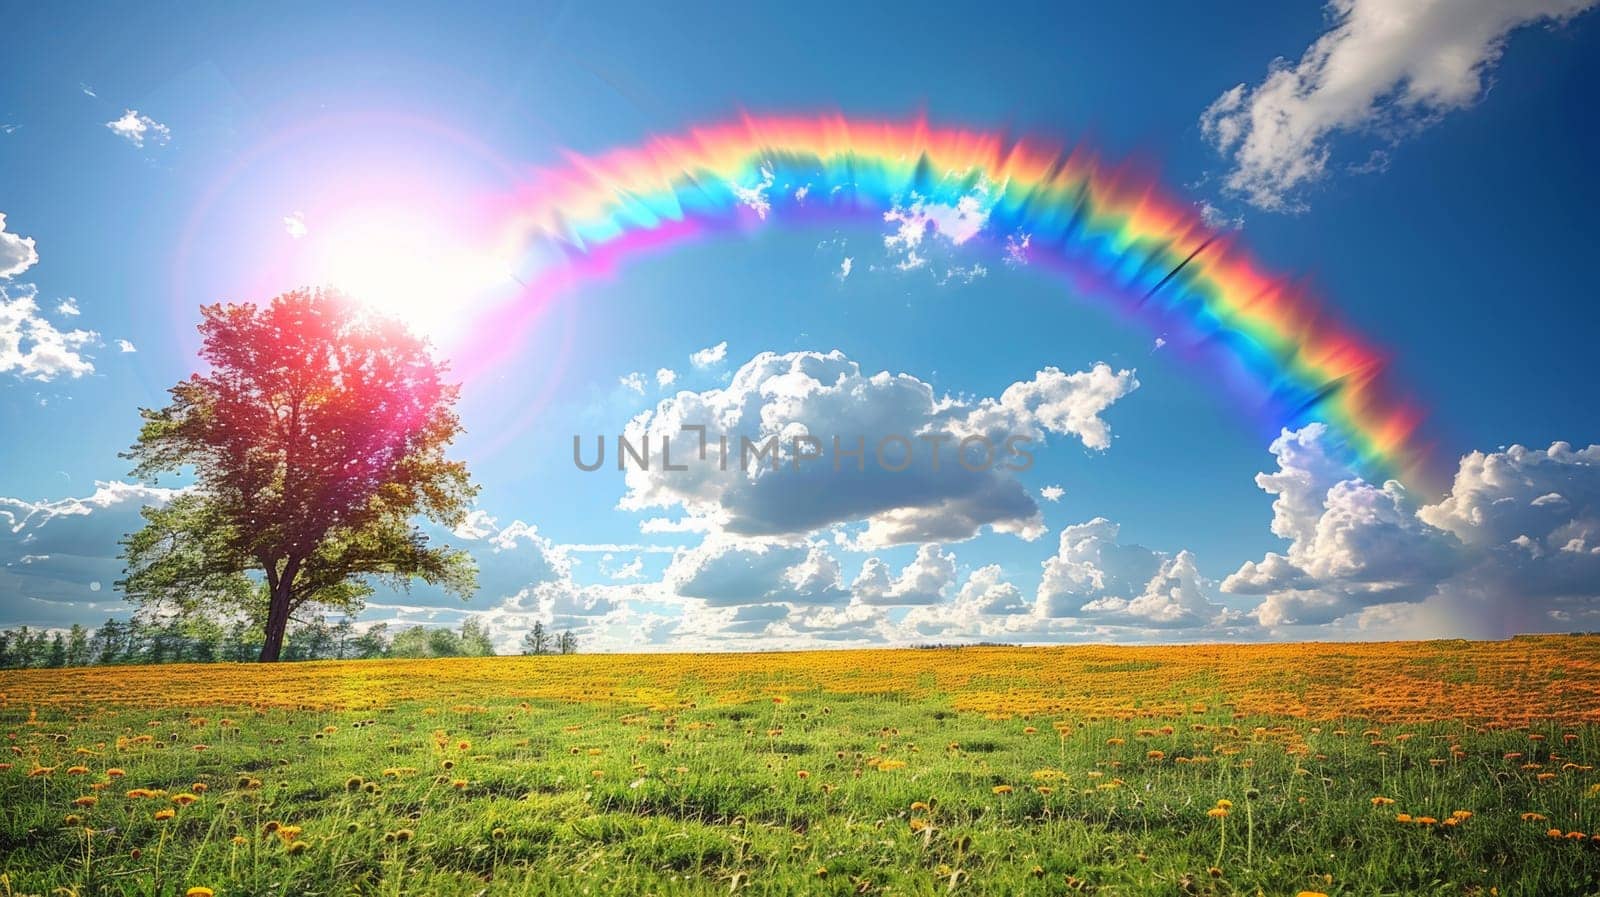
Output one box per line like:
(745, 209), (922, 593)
(4, 636), (1600, 896)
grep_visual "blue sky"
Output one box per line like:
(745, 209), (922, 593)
(2, 0), (1598, 650)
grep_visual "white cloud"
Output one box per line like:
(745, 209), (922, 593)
(879, 178), (1001, 280)
(729, 164), (775, 219)
(838, 257), (853, 280)
(1223, 426), (1600, 636)
(689, 340), (728, 368)
(1, 284), (99, 380)
(851, 544), (957, 606)
(1201, 0), (1596, 210)
(1034, 517), (1242, 630)
(0, 481), (185, 625)
(283, 212), (307, 239)
(666, 537), (849, 608)
(619, 371), (646, 394)
(55, 298), (79, 316)
(115, 339), (136, 353)
(617, 350), (1137, 547)
(0, 213), (38, 279)
(608, 555), (644, 581)
(655, 367), (677, 389)
(1198, 201), (1243, 231)
(1040, 485), (1065, 502)
(105, 109), (170, 148)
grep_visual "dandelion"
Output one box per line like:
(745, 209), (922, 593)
(185, 888), (215, 897)
(67, 765), (90, 775)
(154, 809), (175, 821)
(992, 785), (1013, 795)
(1208, 807), (1229, 819)
(172, 793), (199, 806)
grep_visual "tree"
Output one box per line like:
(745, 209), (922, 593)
(426, 627), (463, 658)
(121, 289), (478, 662)
(46, 633), (67, 668)
(458, 617), (495, 656)
(91, 618), (125, 665)
(351, 622), (390, 659)
(66, 624), (89, 666)
(521, 621), (549, 655)
(558, 629), (577, 655)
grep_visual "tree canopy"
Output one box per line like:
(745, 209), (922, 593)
(120, 288), (478, 661)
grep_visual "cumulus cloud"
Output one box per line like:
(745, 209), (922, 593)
(1040, 485), (1065, 502)
(689, 340), (728, 368)
(105, 109), (170, 148)
(0, 481), (185, 625)
(283, 212), (307, 239)
(619, 371), (646, 394)
(1033, 517), (1242, 630)
(115, 339), (136, 353)
(666, 538), (850, 608)
(1201, 0), (1595, 210)
(1223, 425), (1600, 636)
(851, 544), (957, 606)
(0, 213), (38, 279)
(1, 284), (100, 380)
(617, 350), (1137, 547)
(655, 368), (677, 389)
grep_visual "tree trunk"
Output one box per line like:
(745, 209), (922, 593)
(258, 568), (296, 662)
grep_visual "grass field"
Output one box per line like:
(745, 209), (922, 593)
(4, 638), (1600, 896)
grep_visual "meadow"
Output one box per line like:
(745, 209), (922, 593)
(3, 637), (1600, 896)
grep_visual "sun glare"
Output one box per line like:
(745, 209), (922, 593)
(313, 211), (515, 341)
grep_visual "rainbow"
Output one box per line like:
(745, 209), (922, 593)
(492, 114), (1427, 485)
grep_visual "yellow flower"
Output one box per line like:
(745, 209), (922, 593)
(992, 785), (1013, 795)
(186, 888), (215, 897)
(154, 809), (175, 821)
(1207, 807), (1229, 819)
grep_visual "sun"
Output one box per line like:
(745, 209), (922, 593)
(311, 208), (516, 342)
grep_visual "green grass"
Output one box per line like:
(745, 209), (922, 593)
(4, 693), (1599, 896)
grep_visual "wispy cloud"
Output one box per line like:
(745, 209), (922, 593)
(1201, 0), (1596, 210)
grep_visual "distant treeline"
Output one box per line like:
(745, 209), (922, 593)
(0, 617), (579, 669)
